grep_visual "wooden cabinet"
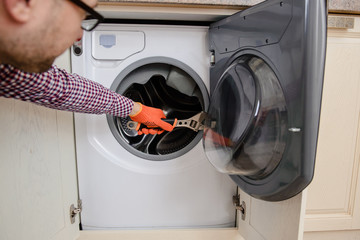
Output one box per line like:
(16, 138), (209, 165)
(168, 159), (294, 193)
(304, 16), (360, 239)
(6, 8), (358, 240)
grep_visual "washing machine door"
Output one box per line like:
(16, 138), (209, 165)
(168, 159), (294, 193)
(203, 0), (327, 201)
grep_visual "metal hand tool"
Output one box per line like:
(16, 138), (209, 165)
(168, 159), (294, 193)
(127, 111), (209, 132)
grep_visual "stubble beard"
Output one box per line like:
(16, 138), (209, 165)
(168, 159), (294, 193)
(0, 32), (57, 73)
(0, 9), (64, 73)
(0, 1), (78, 73)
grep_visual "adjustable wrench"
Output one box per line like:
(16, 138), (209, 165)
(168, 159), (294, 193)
(127, 111), (208, 132)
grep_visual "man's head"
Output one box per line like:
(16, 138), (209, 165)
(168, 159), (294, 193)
(0, 0), (98, 73)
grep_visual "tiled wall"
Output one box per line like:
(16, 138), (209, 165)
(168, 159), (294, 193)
(329, 0), (360, 13)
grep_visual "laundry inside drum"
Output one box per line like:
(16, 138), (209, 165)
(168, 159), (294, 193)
(110, 63), (207, 160)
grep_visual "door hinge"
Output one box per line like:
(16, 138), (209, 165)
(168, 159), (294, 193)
(70, 199), (82, 224)
(210, 50), (215, 66)
(233, 195), (246, 221)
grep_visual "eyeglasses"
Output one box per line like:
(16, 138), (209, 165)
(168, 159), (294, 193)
(68, 0), (104, 31)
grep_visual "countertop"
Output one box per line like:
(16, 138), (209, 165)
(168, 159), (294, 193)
(98, 0), (360, 14)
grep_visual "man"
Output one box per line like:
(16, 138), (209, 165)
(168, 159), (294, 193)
(0, 0), (173, 135)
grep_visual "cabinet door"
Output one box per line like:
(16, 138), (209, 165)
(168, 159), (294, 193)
(304, 16), (360, 233)
(0, 50), (80, 240)
(237, 189), (306, 240)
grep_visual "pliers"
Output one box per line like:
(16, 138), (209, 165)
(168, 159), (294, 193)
(127, 111), (208, 132)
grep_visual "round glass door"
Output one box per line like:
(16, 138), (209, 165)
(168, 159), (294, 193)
(203, 55), (288, 180)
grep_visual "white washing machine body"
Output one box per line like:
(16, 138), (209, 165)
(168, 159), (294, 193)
(71, 24), (237, 229)
(71, 0), (327, 229)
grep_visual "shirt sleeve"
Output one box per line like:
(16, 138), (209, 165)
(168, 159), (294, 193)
(0, 64), (134, 117)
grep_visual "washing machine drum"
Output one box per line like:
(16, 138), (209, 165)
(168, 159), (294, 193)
(107, 62), (208, 161)
(119, 75), (202, 155)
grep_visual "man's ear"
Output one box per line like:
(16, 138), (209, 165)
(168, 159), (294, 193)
(3, 0), (32, 23)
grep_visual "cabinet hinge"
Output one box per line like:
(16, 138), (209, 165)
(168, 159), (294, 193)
(233, 195), (246, 221)
(70, 199), (82, 224)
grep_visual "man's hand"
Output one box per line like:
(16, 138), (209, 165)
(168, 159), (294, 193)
(129, 102), (174, 135)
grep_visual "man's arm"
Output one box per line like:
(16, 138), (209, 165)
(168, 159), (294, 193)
(0, 64), (134, 117)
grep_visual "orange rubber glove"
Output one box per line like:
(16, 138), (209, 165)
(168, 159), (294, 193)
(129, 102), (174, 135)
(137, 128), (164, 136)
(204, 128), (234, 147)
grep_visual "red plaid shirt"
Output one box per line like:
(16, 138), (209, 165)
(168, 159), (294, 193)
(0, 64), (134, 117)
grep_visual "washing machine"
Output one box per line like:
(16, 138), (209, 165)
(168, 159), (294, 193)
(71, 0), (326, 230)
